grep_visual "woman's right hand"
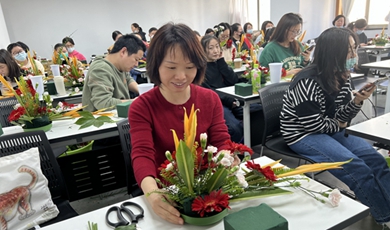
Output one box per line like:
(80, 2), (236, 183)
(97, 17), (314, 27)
(142, 177), (183, 225)
(146, 192), (184, 225)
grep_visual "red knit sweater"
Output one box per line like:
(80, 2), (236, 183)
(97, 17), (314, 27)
(129, 84), (230, 185)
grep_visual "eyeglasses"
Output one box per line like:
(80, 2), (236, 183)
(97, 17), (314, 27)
(12, 50), (24, 56)
(289, 30), (302, 36)
(220, 34), (229, 39)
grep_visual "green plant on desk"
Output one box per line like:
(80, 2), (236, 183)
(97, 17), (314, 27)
(75, 111), (116, 129)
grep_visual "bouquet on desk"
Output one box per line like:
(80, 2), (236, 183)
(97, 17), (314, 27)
(371, 27), (390, 46)
(150, 104), (350, 222)
(60, 55), (85, 88)
(0, 75), (81, 128)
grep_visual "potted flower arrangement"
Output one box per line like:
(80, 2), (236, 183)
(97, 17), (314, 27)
(0, 75), (79, 131)
(59, 54), (85, 91)
(151, 104), (350, 226)
(371, 27), (390, 46)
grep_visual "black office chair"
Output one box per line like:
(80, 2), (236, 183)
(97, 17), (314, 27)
(117, 119), (143, 197)
(356, 48), (372, 76)
(0, 97), (18, 127)
(0, 130), (78, 227)
(258, 82), (315, 166)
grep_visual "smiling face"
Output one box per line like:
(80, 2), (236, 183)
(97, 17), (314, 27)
(219, 29), (230, 42)
(206, 38), (220, 62)
(158, 45), (197, 95)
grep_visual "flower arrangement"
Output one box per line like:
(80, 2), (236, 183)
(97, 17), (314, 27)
(19, 51), (43, 77)
(371, 27), (389, 46)
(60, 55), (85, 88)
(0, 75), (79, 128)
(150, 104), (350, 222)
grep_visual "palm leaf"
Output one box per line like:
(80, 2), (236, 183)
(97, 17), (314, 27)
(206, 168), (228, 193)
(175, 140), (194, 193)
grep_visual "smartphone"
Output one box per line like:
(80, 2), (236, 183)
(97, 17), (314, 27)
(358, 77), (388, 93)
(304, 45), (315, 53)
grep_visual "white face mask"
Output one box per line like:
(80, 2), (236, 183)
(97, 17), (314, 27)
(67, 47), (75, 53)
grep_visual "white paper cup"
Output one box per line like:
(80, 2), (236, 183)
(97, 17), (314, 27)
(269, 63), (283, 83)
(138, 83), (154, 95)
(30, 75), (44, 99)
(50, 64), (60, 76)
(53, 76), (67, 96)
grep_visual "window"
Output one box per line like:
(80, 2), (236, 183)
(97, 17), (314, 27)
(349, 0), (390, 28)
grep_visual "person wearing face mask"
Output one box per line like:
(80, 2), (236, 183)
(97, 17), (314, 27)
(0, 49), (20, 96)
(332, 15), (346, 28)
(347, 19), (368, 46)
(62, 37), (87, 63)
(131, 23), (147, 42)
(7, 42), (45, 76)
(53, 43), (84, 70)
(281, 27), (390, 229)
(231, 23), (252, 52)
(243, 22), (261, 43)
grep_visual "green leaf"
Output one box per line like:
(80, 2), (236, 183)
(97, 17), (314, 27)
(175, 140), (194, 193)
(93, 119), (104, 128)
(75, 117), (89, 125)
(77, 111), (95, 119)
(229, 187), (292, 202)
(96, 116), (115, 122)
(206, 168), (228, 193)
(79, 119), (95, 129)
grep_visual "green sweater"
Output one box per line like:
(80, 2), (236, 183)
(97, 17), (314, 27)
(259, 41), (305, 70)
(82, 57), (135, 112)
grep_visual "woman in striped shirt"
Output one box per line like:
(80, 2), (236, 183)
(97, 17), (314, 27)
(281, 27), (390, 227)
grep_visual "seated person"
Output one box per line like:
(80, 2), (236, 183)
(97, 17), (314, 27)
(108, 30), (123, 53)
(259, 13), (312, 76)
(281, 27), (390, 228)
(62, 37), (87, 63)
(0, 49), (20, 96)
(148, 27), (157, 42)
(7, 42), (45, 76)
(131, 23), (147, 41)
(53, 43), (84, 69)
(231, 23), (252, 52)
(347, 19), (368, 46)
(82, 34), (146, 112)
(214, 22), (234, 63)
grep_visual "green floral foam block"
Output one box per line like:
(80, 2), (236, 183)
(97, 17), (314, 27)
(234, 83), (253, 96)
(224, 203), (288, 230)
(116, 100), (132, 118)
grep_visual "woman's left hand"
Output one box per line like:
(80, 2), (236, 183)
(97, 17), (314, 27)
(301, 50), (311, 63)
(353, 85), (376, 104)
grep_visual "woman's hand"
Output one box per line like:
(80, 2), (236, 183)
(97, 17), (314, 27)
(353, 85), (376, 105)
(286, 68), (302, 76)
(142, 177), (183, 225)
(301, 49), (311, 62)
(146, 192), (184, 225)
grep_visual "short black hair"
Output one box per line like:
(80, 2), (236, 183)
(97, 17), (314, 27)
(110, 34), (146, 55)
(112, 30), (122, 41)
(54, 43), (65, 51)
(62, 37), (75, 45)
(148, 27), (157, 34)
(332, 15), (346, 26)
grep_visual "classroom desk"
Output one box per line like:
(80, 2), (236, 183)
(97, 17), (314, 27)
(133, 67), (150, 83)
(362, 60), (390, 113)
(40, 156), (369, 230)
(346, 112), (390, 146)
(45, 115), (125, 149)
(216, 86), (259, 147)
(360, 45), (390, 62)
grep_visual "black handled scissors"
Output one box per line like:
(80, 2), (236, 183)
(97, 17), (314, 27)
(105, 201), (144, 229)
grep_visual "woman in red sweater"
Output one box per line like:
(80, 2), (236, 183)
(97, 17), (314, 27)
(129, 23), (230, 225)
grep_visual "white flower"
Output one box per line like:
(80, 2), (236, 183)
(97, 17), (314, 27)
(213, 150), (234, 167)
(165, 163), (173, 171)
(74, 87), (80, 93)
(235, 41), (240, 45)
(50, 97), (53, 102)
(43, 92), (49, 96)
(72, 81), (76, 85)
(58, 102), (63, 107)
(207, 146), (217, 154)
(200, 133), (207, 142)
(13, 103), (21, 109)
(78, 78), (84, 83)
(219, 25), (224, 30)
(328, 189), (342, 207)
(236, 171), (248, 188)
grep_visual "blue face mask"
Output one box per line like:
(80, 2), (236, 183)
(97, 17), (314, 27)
(247, 29), (253, 34)
(14, 51), (27, 61)
(345, 57), (357, 70)
(356, 30), (364, 35)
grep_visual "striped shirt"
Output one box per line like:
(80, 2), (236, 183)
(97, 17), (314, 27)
(280, 70), (362, 145)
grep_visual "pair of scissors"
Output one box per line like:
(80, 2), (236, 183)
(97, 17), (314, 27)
(105, 201), (144, 230)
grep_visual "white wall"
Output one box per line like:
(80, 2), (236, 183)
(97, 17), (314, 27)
(0, 0), (229, 62)
(0, 3), (10, 49)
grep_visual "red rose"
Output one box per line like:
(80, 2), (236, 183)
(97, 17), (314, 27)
(226, 39), (233, 48)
